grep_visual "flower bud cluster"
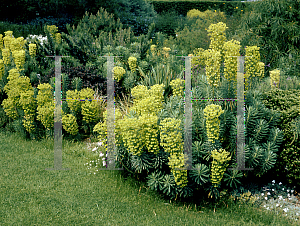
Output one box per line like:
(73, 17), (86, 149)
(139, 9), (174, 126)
(190, 47), (206, 69)
(1, 69), (33, 122)
(210, 148), (231, 187)
(170, 78), (185, 97)
(62, 114), (79, 135)
(223, 39), (241, 86)
(12, 50), (25, 71)
(3, 31), (14, 51)
(112, 66), (126, 82)
(207, 22), (228, 57)
(128, 56), (137, 73)
(29, 43), (37, 57)
(2, 48), (11, 65)
(55, 33), (61, 44)
(203, 104), (224, 143)
(130, 84), (165, 116)
(45, 25), (61, 45)
(245, 46), (261, 92)
(19, 89), (36, 133)
(80, 88), (99, 123)
(93, 108), (123, 152)
(150, 44), (157, 56)
(162, 47), (171, 58)
(202, 49), (222, 88)
(159, 117), (188, 187)
(36, 83), (56, 129)
(269, 69), (280, 88)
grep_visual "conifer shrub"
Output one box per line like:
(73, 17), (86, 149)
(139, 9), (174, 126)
(107, 0), (159, 37)
(61, 7), (135, 66)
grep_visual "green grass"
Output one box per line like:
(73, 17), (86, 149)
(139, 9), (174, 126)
(0, 129), (297, 225)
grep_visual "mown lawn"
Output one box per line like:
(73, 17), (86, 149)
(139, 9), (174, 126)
(0, 130), (297, 225)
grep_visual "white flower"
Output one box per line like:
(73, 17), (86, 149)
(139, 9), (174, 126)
(272, 180), (275, 184)
(92, 147), (97, 152)
(265, 197), (268, 200)
(283, 208), (288, 212)
(263, 205), (266, 208)
(288, 194), (290, 197)
(261, 193), (264, 196)
(287, 189), (290, 193)
(97, 142), (103, 146)
(291, 190), (294, 193)
(279, 182), (282, 185)
(278, 195), (283, 200)
(282, 188), (284, 190)
(102, 162), (106, 166)
(267, 192), (271, 196)
(276, 204), (279, 207)
(272, 189), (274, 191)
(99, 152), (104, 157)
(266, 207), (270, 210)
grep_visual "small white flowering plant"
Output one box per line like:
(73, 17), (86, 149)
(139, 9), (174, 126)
(26, 34), (48, 46)
(229, 180), (300, 223)
(83, 139), (108, 175)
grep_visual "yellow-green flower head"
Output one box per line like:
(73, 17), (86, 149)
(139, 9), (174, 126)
(257, 62), (265, 78)
(46, 25), (58, 38)
(9, 37), (26, 52)
(170, 78), (185, 97)
(3, 36), (13, 51)
(29, 43), (37, 57)
(62, 114), (79, 135)
(4, 31), (13, 38)
(223, 39), (241, 83)
(66, 89), (81, 113)
(131, 85), (149, 102)
(12, 50), (26, 71)
(203, 104), (224, 118)
(128, 56), (137, 73)
(150, 44), (157, 56)
(187, 8), (202, 19)
(112, 66), (126, 82)
(269, 69), (280, 88)
(162, 47), (171, 58)
(55, 33), (61, 44)
(210, 148), (231, 187)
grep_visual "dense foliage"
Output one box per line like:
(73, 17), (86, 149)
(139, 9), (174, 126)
(0, 4), (299, 205)
(231, 0), (300, 77)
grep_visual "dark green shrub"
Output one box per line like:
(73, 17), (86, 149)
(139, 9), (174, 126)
(260, 89), (300, 188)
(44, 65), (126, 103)
(143, 9), (181, 40)
(0, 21), (43, 39)
(0, 105), (8, 128)
(106, 0), (159, 37)
(231, 0), (300, 76)
(62, 7), (134, 66)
